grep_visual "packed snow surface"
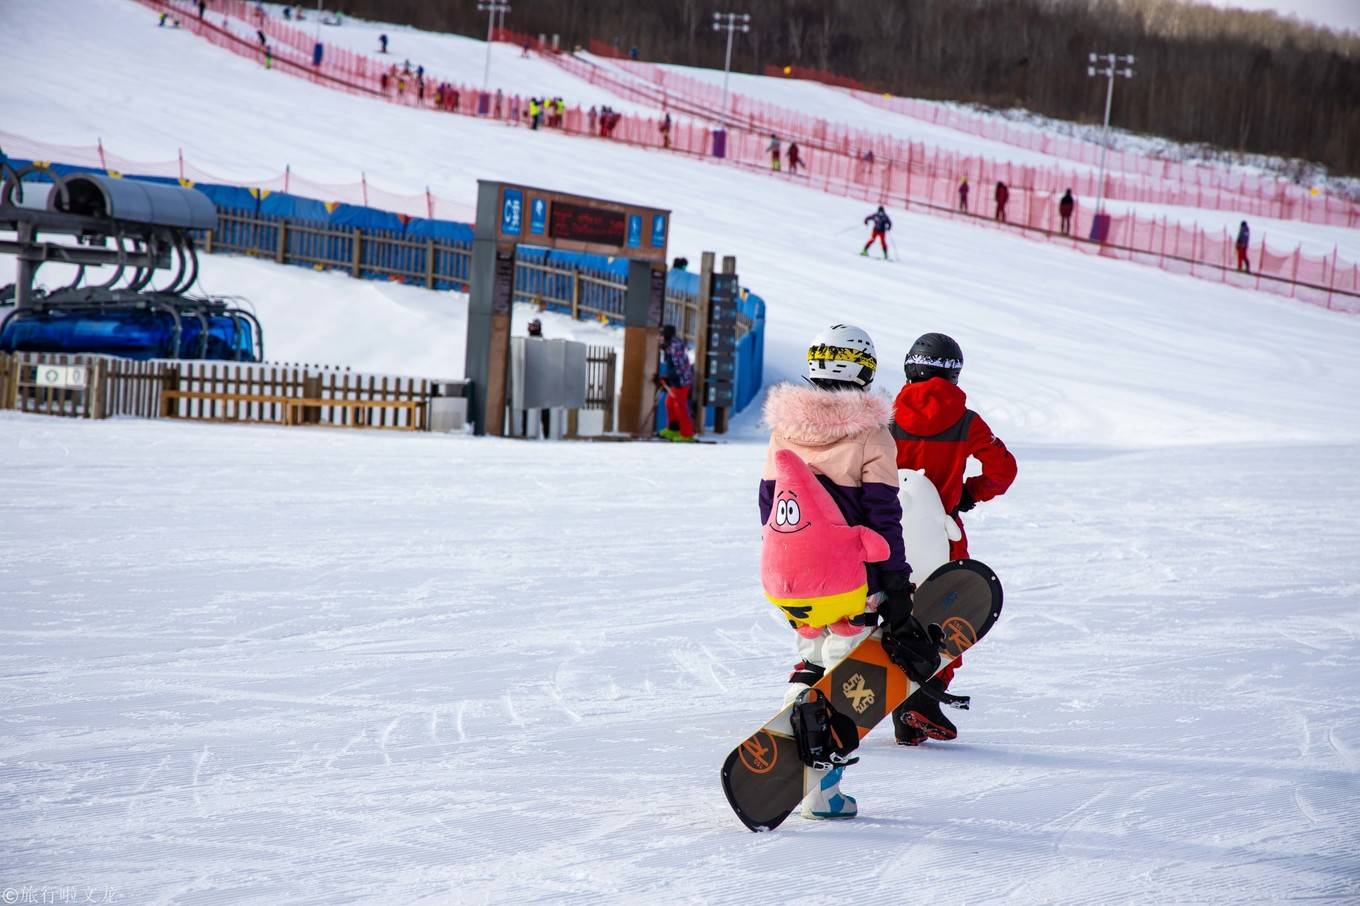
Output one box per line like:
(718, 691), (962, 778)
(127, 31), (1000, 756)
(2, 1), (1360, 903)
(4, 419), (1358, 904)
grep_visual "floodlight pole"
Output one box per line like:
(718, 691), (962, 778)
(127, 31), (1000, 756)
(478, 0), (511, 89)
(712, 12), (751, 129)
(1086, 52), (1135, 214)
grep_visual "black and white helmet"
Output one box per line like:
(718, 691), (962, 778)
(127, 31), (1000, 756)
(904, 332), (963, 384)
(807, 324), (877, 388)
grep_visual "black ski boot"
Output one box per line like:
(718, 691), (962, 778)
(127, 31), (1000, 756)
(892, 704), (928, 746)
(901, 680), (958, 741)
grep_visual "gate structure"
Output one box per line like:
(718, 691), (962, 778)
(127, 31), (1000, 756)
(466, 180), (669, 436)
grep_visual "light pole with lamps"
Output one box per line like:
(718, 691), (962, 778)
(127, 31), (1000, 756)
(712, 12), (751, 129)
(478, 0), (511, 89)
(1086, 52), (1135, 216)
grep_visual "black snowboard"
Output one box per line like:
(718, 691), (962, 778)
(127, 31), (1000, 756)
(720, 559), (1003, 831)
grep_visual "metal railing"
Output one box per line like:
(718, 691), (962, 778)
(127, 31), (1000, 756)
(203, 210), (747, 345)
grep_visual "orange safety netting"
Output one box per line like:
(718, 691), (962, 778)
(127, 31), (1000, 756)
(92, 1), (1360, 314)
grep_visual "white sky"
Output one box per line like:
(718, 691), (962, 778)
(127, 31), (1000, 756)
(1200, 0), (1360, 32)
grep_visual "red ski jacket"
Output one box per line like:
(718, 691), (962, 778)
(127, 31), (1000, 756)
(890, 378), (1017, 517)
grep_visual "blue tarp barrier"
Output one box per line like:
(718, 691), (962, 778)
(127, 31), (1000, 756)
(0, 310), (254, 361)
(405, 218), (474, 243)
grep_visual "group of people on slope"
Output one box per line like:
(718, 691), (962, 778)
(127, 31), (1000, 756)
(952, 183), (1253, 259)
(760, 325), (1017, 819)
(528, 97), (567, 130)
(956, 180), (1076, 233)
(767, 135), (804, 175)
(588, 106), (623, 138)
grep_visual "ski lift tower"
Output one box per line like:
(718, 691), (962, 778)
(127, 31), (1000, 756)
(465, 180), (670, 437)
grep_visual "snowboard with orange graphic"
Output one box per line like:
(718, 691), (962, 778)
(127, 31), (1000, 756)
(720, 559), (1002, 831)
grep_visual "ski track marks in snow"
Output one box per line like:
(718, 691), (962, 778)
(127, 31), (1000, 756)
(2, 418), (1359, 903)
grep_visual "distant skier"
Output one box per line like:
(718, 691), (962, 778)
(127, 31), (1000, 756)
(994, 181), (1008, 222)
(379, 33), (388, 54)
(767, 134), (781, 172)
(660, 111), (672, 149)
(958, 177), (969, 212)
(889, 332), (1017, 746)
(1235, 221), (1251, 273)
(1059, 188), (1075, 235)
(657, 324), (694, 441)
(759, 324), (915, 819)
(860, 205), (892, 259)
(786, 142), (802, 175)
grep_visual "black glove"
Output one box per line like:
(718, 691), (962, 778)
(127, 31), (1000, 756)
(877, 569), (915, 632)
(956, 487), (977, 513)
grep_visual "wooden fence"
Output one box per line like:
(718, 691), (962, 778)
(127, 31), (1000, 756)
(0, 348), (618, 433)
(0, 350), (432, 429)
(584, 344), (618, 433)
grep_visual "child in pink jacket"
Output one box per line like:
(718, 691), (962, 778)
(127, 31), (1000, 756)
(759, 324), (913, 819)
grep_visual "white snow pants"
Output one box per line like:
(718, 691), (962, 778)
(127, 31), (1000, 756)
(783, 593), (880, 705)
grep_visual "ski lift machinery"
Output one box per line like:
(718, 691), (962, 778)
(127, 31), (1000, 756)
(0, 159), (263, 361)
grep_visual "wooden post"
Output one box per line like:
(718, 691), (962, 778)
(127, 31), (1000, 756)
(425, 238), (436, 289)
(160, 365), (180, 418)
(714, 254), (736, 435)
(351, 228), (362, 277)
(302, 372), (323, 424)
(276, 219), (288, 265)
(0, 352), (11, 411)
(693, 251), (715, 437)
(87, 358), (107, 419)
(571, 270), (581, 320)
(204, 229), (215, 253)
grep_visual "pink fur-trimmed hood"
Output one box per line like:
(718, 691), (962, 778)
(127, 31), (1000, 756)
(763, 383), (893, 446)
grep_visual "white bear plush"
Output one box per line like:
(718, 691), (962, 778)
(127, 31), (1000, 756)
(898, 469), (962, 585)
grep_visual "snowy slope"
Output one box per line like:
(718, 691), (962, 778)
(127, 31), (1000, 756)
(285, 5), (660, 116)
(3, 418), (1357, 904)
(5, 0), (1360, 445)
(3, 1), (1360, 903)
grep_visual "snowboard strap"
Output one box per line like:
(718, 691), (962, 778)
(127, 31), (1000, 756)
(881, 616), (946, 684)
(790, 689), (860, 770)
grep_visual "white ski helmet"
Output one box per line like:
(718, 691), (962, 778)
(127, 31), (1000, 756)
(807, 324), (877, 388)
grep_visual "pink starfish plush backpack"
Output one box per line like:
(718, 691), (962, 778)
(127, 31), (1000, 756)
(761, 448), (889, 630)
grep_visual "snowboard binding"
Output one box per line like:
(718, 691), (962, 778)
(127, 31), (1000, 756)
(881, 614), (947, 684)
(790, 688), (860, 770)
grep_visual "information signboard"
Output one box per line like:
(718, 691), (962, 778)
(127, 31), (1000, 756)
(549, 202), (627, 246)
(529, 196), (548, 236)
(501, 189), (523, 236)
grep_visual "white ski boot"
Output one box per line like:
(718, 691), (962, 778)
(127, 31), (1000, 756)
(801, 766), (858, 820)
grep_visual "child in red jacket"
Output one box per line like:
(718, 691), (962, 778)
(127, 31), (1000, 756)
(889, 332), (1016, 745)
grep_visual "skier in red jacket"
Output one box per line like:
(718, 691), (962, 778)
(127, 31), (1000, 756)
(889, 332), (1017, 746)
